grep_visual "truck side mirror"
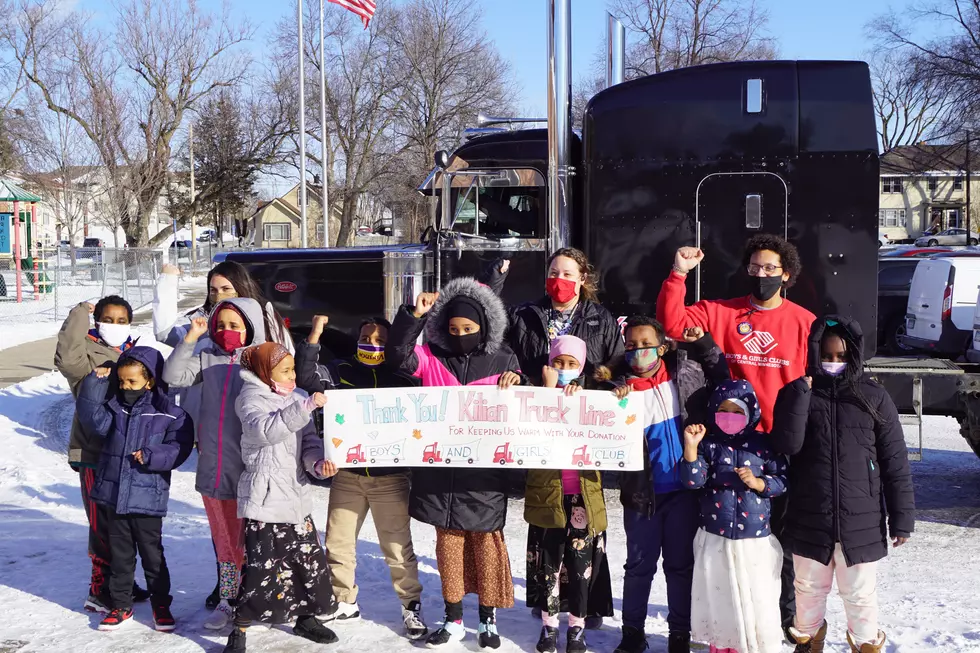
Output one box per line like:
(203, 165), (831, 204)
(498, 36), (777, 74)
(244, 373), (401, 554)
(434, 150), (449, 169)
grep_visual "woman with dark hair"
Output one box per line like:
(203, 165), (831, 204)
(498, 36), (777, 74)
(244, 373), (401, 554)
(153, 261), (293, 354)
(771, 315), (914, 653)
(152, 260), (293, 610)
(485, 247), (622, 630)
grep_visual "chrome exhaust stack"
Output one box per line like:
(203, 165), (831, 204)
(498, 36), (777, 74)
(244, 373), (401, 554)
(606, 13), (625, 88)
(547, 0), (573, 254)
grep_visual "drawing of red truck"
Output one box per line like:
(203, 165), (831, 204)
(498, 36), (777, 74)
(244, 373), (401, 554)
(493, 443), (514, 465)
(572, 445), (592, 467)
(422, 443), (443, 464)
(346, 444), (367, 465)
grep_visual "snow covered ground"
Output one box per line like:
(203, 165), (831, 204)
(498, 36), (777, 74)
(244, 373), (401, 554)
(0, 372), (978, 653)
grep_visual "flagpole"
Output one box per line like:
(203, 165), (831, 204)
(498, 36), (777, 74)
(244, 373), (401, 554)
(320, 0), (330, 247)
(298, 0), (309, 248)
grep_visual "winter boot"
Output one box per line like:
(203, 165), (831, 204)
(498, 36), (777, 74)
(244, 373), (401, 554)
(536, 626), (559, 653)
(478, 608), (501, 649)
(667, 631), (691, 653)
(222, 628), (247, 653)
(205, 599), (235, 630)
(402, 600), (429, 640)
(566, 626), (587, 653)
(789, 621), (828, 653)
(206, 582), (221, 610)
(318, 601), (361, 622)
(152, 605), (176, 632)
(613, 626), (648, 653)
(132, 583), (150, 603)
(98, 608), (134, 631)
(294, 615), (339, 644)
(847, 631), (886, 653)
(425, 619), (466, 648)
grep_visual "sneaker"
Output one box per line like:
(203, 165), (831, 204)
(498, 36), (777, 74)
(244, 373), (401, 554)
(790, 621), (828, 653)
(318, 601), (361, 622)
(84, 594), (111, 614)
(402, 601), (429, 640)
(667, 631), (690, 653)
(478, 619), (501, 649)
(98, 608), (134, 631)
(426, 620), (466, 648)
(584, 616), (603, 631)
(204, 599), (234, 630)
(613, 626), (648, 653)
(223, 628), (247, 653)
(206, 582), (221, 610)
(132, 583), (150, 603)
(293, 615), (339, 644)
(536, 626), (559, 653)
(153, 605), (176, 632)
(567, 626), (587, 653)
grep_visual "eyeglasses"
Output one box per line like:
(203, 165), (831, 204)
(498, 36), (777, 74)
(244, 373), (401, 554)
(746, 263), (783, 276)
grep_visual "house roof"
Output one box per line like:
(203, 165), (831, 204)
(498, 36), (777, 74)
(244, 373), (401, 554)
(250, 197), (301, 221)
(881, 143), (979, 175)
(0, 178), (41, 202)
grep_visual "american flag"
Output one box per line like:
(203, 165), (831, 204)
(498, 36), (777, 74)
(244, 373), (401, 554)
(328, 0), (376, 29)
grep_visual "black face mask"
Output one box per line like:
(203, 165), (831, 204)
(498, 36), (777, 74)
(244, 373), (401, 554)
(750, 276), (783, 302)
(120, 388), (148, 407)
(449, 332), (482, 356)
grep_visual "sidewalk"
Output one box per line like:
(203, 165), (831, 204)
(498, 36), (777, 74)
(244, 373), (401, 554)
(0, 287), (208, 390)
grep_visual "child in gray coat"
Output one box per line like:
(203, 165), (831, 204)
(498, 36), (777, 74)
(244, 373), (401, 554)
(221, 342), (338, 653)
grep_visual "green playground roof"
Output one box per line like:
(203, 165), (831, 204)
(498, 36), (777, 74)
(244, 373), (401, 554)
(0, 179), (40, 202)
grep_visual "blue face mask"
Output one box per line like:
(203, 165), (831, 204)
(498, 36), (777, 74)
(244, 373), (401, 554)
(555, 368), (579, 387)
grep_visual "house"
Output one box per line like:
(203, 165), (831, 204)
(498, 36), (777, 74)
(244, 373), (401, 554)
(879, 144), (980, 241)
(247, 184), (342, 248)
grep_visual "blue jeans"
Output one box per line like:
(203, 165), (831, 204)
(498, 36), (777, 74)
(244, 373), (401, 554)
(621, 490), (699, 633)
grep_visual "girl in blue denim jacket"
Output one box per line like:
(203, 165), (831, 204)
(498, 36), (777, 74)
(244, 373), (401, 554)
(680, 379), (788, 653)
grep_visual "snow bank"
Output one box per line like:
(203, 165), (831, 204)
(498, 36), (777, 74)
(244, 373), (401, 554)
(0, 372), (977, 652)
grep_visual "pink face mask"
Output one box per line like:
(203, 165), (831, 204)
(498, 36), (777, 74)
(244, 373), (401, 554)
(715, 412), (748, 435)
(272, 380), (296, 396)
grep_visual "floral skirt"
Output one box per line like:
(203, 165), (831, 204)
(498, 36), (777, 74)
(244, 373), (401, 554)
(435, 527), (514, 608)
(525, 494), (613, 618)
(236, 516), (334, 624)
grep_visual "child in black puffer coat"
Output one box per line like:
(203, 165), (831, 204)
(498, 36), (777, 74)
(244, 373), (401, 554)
(772, 315), (915, 653)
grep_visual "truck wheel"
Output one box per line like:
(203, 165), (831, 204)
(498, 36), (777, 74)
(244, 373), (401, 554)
(427, 457), (434, 464)
(619, 461), (625, 468)
(394, 458), (399, 464)
(595, 461), (601, 467)
(518, 459), (524, 466)
(958, 391), (980, 459)
(577, 462), (584, 468)
(370, 458), (376, 464)
(971, 238), (979, 246)
(445, 458), (452, 464)
(468, 458), (474, 464)
(886, 317), (913, 354)
(499, 459), (506, 465)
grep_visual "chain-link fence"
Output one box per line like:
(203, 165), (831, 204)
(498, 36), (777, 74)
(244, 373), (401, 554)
(0, 247), (164, 324)
(165, 242), (255, 274)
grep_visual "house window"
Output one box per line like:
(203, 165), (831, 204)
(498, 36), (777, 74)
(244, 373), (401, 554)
(928, 178), (938, 192)
(878, 209), (907, 227)
(264, 223), (291, 241)
(954, 177), (964, 190)
(882, 177), (902, 193)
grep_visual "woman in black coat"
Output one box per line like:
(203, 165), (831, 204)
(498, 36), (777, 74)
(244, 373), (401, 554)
(772, 315), (914, 653)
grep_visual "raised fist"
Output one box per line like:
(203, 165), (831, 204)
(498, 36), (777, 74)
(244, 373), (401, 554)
(683, 423), (707, 449)
(161, 264), (180, 276)
(414, 292), (439, 318)
(674, 247), (705, 274)
(311, 392), (327, 408)
(186, 317), (209, 342)
(309, 315), (330, 343)
(682, 326), (704, 342)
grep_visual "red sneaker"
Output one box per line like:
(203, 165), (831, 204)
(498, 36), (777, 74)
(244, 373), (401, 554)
(153, 605), (176, 632)
(98, 608), (134, 631)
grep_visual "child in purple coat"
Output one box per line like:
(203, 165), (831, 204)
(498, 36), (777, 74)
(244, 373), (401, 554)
(680, 379), (787, 653)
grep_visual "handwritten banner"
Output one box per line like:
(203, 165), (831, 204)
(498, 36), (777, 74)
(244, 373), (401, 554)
(322, 386), (646, 470)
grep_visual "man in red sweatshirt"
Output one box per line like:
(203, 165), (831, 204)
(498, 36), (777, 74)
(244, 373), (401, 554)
(656, 233), (815, 637)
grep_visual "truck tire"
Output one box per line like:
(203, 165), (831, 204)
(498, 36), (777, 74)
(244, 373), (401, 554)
(957, 391), (980, 459)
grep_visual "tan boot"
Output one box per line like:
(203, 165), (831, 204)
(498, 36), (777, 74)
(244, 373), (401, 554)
(789, 621), (828, 653)
(847, 631), (886, 653)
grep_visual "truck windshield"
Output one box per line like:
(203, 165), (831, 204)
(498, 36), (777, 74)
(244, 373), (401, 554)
(450, 185), (544, 237)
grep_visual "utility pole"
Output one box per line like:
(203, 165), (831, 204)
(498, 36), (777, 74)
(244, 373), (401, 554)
(319, 0), (330, 248)
(967, 130), (972, 246)
(298, 0), (309, 248)
(189, 121), (197, 263)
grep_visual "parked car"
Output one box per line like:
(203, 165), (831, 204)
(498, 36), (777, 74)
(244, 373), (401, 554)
(878, 257), (921, 354)
(879, 246), (955, 258)
(914, 228), (980, 247)
(170, 239), (192, 248)
(903, 253), (980, 356)
(197, 230), (217, 243)
(78, 237), (104, 261)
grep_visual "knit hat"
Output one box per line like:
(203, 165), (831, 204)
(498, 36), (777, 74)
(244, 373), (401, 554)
(549, 335), (587, 367)
(240, 342), (291, 390)
(446, 295), (487, 335)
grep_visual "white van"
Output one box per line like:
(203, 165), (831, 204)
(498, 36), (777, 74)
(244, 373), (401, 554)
(968, 287), (980, 363)
(903, 254), (980, 357)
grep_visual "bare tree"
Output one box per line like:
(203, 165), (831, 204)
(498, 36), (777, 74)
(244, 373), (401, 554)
(871, 49), (958, 151)
(5, 0), (253, 247)
(612, 0), (777, 76)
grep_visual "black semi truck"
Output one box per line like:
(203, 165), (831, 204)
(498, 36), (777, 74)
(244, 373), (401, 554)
(217, 57), (980, 461)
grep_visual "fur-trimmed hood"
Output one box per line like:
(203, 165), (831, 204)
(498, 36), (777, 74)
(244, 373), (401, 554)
(425, 277), (509, 356)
